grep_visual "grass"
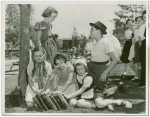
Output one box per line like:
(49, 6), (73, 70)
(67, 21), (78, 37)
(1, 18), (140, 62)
(5, 74), (146, 114)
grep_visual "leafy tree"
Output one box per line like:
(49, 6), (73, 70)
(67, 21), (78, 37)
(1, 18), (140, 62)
(5, 4), (20, 46)
(112, 4), (146, 41)
(5, 4), (35, 49)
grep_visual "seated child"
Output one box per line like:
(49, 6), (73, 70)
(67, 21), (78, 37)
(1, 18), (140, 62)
(64, 61), (132, 111)
(44, 54), (76, 95)
(25, 47), (52, 107)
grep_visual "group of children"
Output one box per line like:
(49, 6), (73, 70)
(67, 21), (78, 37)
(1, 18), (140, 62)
(25, 47), (132, 111)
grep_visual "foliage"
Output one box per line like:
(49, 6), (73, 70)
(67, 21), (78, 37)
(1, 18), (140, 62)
(112, 4), (146, 40)
(5, 4), (20, 45)
(5, 4), (35, 49)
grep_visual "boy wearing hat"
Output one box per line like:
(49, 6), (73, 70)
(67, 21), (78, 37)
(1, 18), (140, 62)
(87, 21), (127, 108)
(88, 21), (121, 88)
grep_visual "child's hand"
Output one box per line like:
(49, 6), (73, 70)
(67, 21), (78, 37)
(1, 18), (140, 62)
(37, 89), (42, 93)
(43, 89), (50, 95)
(53, 90), (64, 95)
(53, 90), (62, 94)
(63, 94), (70, 100)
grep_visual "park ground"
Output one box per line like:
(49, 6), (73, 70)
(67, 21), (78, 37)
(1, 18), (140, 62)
(4, 60), (146, 114)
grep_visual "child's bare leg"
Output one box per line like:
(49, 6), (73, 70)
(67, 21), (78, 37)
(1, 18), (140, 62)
(95, 98), (132, 108)
(69, 98), (77, 107)
(76, 99), (96, 108)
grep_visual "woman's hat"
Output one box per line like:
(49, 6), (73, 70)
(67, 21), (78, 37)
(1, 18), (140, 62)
(90, 21), (107, 34)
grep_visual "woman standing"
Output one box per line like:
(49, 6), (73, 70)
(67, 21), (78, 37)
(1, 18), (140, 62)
(128, 16), (143, 82)
(35, 6), (58, 67)
(120, 19), (133, 75)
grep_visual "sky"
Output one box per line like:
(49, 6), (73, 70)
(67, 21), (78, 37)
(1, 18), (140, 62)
(31, 3), (121, 39)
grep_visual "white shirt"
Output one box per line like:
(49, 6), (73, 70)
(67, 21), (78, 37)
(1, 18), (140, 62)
(139, 23), (146, 41)
(133, 29), (139, 42)
(125, 29), (133, 39)
(84, 39), (96, 52)
(77, 73), (94, 99)
(91, 34), (121, 62)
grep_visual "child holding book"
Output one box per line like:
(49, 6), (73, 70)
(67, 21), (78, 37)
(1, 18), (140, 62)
(44, 54), (76, 95)
(64, 61), (132, 111)
(25, 47), (52, 107)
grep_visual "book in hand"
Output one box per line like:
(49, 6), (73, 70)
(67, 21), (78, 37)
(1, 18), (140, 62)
(49, 94), (61, 110)
(45, 95), (58, 111)
(52, 93), (65, 109)
(57, 93), (70, 109)
(33, 97), (43, 110)
(40, 94), (52, 110)
(35, 94), (48, 111)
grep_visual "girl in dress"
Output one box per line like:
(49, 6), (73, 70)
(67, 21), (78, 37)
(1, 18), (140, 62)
(25, 47), (52, 107)
(128, 16), (143, 82)
(35, 6), (58, 67)
(120, 19), (133, 75)
(64, 61), (132, 111)
(44, 54), (76, 95)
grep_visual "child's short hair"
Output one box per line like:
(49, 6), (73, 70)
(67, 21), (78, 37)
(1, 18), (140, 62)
(54, 53), (67, 65)
(75, 62), (88, 74)
(42, 6), (58, 18)
(32, 47), (46, 61)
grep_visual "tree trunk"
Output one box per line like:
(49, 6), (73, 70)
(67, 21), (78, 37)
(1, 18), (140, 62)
(18, 4), (30, 97)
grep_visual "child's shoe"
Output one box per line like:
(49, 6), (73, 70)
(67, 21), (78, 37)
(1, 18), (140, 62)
(108, 105), (114, 111)
(121, 100), (132, 108)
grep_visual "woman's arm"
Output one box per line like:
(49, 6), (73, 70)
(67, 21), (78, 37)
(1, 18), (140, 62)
(59, 72), (73, 92)
(100, 52), (118, 82)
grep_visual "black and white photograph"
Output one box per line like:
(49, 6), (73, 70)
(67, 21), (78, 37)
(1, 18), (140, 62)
(2, 1), (149, 115)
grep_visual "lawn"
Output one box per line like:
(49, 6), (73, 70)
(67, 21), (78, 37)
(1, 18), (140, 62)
(5, 74), (146, 114)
